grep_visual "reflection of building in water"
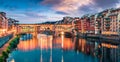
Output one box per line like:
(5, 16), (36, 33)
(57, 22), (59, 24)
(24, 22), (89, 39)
(76, 39), (97, 56)
(18, 34), (53, 51)
(102, 47), (119, 62)
(17, 38), (38, 51)
(38, 34), (53, 49)
(101, 44), (119, 62)
(61, 55), (64, 62)
(17, 33), (120, 62)
(74, 38), (120, 62)
(61, 33), (64, 48)
(61, 33), (74, 50)
(54, 34), (74, 50)
(119, 45), (120, 62)
(76, 39), (86, 52)
(50, 47), (52, 62)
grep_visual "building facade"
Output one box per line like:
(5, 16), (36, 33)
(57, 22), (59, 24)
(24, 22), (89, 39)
(0, 12), (19, 36)
(101, 8), (120, 35)
(0, 12), (8, 36)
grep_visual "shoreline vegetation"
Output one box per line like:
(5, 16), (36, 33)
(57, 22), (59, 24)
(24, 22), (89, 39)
(0, 36), (19, 62)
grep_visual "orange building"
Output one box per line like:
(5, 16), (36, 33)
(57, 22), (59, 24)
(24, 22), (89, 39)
(75, 16), (95, 34)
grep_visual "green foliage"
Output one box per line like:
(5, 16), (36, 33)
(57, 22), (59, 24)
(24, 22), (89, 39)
(6, 47), (11, 53)
(0, 56), (4, 62)
(0, 36), (20, 62)
(7, 46), (12, 50)
(2, 51), (8, 59)
(9, 37), (19, 49)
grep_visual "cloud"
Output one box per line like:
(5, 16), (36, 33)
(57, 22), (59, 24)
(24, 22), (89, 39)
(41, 0), (93, 15)
(55, 0), (92, 15)
(55, 11), (69, 15)
(6, 11), (62, 23)
(115, 0), (120, 8)
(41, 0), (62, 6)
(93, 0), (119, 9)
(0, 0), (64, 23)
(41, 0), (120, 16)
(1, 0), (120, 23)
(24, 12), (47, 18)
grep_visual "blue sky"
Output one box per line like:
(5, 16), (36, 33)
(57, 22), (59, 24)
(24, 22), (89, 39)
(0, 0), (120, 23)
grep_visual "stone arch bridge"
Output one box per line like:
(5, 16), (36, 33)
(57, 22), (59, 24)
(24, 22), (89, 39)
(18, 24), (73, 35)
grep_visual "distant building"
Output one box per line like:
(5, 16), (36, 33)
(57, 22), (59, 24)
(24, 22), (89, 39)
(0, 12), (8, 29)
(54, 8), (120, 35)
(74, 18), (81, 31)
(55, 17), (74, 25)
(101, 8), (120, 35)
(0, 12), (19, 35)
(89, 15), (95, 33)
(8, 18), (19, 31)
(0, 12), (8, 35)
(75, 15), (95, 34)
(94, 13), (103, 34)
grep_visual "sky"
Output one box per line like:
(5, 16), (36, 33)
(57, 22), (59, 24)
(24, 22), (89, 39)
(0, 0), (120, 24)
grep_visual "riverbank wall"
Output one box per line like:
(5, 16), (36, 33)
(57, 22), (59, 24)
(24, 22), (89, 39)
(0, 34), (13, 48)
(78, 33), (120, 45)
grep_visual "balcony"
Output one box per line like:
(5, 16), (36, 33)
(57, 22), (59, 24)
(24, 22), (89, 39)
(105, 18), (111, 21)
(105, 24), (110, 27)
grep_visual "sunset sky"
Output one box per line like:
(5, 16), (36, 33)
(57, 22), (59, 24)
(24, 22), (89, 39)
(0, 0), (120, 23)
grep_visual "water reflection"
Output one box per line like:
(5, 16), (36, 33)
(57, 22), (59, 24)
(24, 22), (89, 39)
(18, 37), (38, 51)
(7, 34), (120, 62)
(71, 36), (119, 62)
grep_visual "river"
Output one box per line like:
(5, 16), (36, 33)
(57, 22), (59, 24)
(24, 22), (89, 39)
(7, 34), (120, 62)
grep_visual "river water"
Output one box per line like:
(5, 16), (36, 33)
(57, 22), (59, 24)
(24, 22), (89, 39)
(7, 34), (120, 62)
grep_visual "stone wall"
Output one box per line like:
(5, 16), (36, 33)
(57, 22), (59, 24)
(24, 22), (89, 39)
(0, 34), (13, 47)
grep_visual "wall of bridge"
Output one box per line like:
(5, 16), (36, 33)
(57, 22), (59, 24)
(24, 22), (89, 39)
(18, 24), (73, 33)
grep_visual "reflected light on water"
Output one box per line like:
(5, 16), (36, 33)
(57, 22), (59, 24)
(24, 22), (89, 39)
(38, 35), (53, 49)
(61, 55), (64, 62)
(50, 52), (52, 62)
(40, 36), (43, 62)
(17, 38), (38, 51)
(61, 34), (64, 48)
(8, 33), (120, 62)
(78, 39), (86, 52)
(18, 34), (53, 51)
(101, 43), (118, 48)
(61, 34), (74, 50)
(40, 53), (43, 62)
(10, 59), (15, 62)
